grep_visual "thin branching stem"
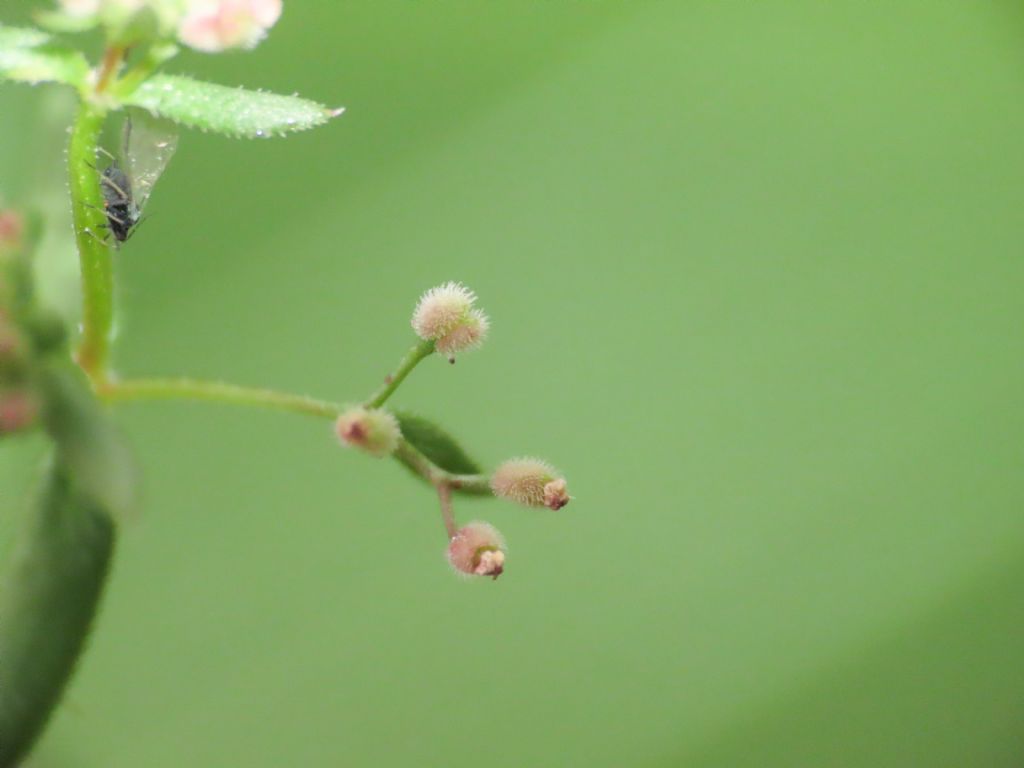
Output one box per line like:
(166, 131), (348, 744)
(99, 378), (492, 493)
(436, 483), (457, 538)
(98, 377), (343, 419)
(364, 339), (435, 409)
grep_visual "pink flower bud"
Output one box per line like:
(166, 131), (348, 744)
(0, 324), (27, 371)
(411, 282), (489, 359)
(335, 406), (400, 458)
(178, 0), (282, 52)
(434, 308), (489, 358)
(0, 211), (24, 256)
(447, 521), (506, 579)
(542, 477), (570, 511)
(491, 458), (571, 510)
(0, 389), (39, 435)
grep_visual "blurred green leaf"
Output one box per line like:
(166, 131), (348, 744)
(395, 411), (483, 476)
(33, 11), (99, 34)
(0, 24), (51, 48)
(0, 455), (115, 768)
(0, 28), (88, 89)
(124, 74), (342, 139)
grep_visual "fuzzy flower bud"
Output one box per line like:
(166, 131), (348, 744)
(491, 458), (571, 510)
(411, 282), (489, 359)
(178, 0), (282, 52)
(434, 308), (489, 357)
(447, 522), (506, 579)
(335, 406), (400, 458)
(0, 389), (40, 435)
(0, 324), (28, 374)
(0, 211), (23, 257)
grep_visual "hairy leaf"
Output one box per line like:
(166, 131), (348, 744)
(124, 74), (342, 138)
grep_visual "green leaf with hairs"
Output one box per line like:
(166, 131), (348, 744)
(124, 74), (343, 139)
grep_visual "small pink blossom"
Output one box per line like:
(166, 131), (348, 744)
(447, 522), (506, 579)
(434, 308), (489, 358)
(491, 458), (571, 510)
(0, 210), (24, 255)
(0, 390), (39, 435)
(0, 325), (26, 369)
(178, 0), (282, 53)
(542, 478), (570, 511)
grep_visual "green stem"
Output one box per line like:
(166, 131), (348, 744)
(98, 377), (492, 493)
(112, 43), (178, 98)
(68, 101), (112, 382)
(393, 439), (491, 495)
(97, 378), (343, 419)
(94, 45), (125, 95)
(364, 339), (435, 408)
(437, 483), (457, 538)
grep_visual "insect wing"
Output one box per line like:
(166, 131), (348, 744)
(122, 111), (178, 213)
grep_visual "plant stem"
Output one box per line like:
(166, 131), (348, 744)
(98, 377), (492, 492)
(437, 483), (457, 538)
(113, 43), (177, 98)
(393, 439), (491, 495)
(68, 101), (112, 383)
(364, 339), (435, 409)
(94, 45), (125, 95)
(97, 378), (343, 419)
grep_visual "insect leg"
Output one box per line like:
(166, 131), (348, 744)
(103, 209), (129, 227)
(99, 174), (131, 200)
(82, 227), (112, 246)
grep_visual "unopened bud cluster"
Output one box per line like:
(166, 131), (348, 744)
(53, 0), (282, 52)
(0, 211), (64, 438)
(334, 281), (571, 580)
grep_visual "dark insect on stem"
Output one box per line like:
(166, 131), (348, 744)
(100, 164), (138, 243)
(94, 112), (178, 245)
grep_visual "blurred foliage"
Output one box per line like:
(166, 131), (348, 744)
(2, 1), (1024, 766)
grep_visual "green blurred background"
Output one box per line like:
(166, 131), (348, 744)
(3, 1), (1024, 765)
